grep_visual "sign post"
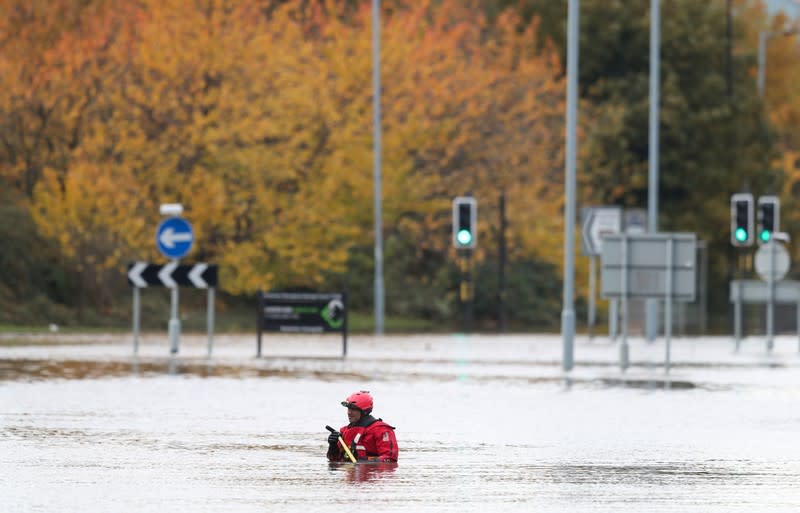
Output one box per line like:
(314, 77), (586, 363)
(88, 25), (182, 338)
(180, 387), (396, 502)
(730, 278), (800, 352)
(601, 232), (697, 373)
(156, 205), (194, 355)
(581, 207), (622, 340)
(133, 285), (141, 355)
(127, 262), (218, 355)
(754, 236), (790, 352)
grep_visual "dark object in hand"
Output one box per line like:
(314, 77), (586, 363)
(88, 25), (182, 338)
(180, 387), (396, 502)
(327, 431), (340, 446)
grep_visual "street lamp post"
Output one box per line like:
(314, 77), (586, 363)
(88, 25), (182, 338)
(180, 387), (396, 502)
(562, 0), (579, 373)
(645, 0), (661, 343)
(373, 0), (384, 336)
(758, 29), (799, 99)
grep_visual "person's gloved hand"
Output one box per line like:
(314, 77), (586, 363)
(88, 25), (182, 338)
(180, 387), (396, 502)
(327, 431), (341, 446)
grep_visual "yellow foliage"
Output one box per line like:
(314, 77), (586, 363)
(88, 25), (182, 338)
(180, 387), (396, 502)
(3, 0), (566, 296)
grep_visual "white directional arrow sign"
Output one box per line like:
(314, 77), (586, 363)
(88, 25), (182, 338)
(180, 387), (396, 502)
(159, 227), (193, 249)
(158, 261), (179, 288)
(127, 261), (149, 288)
(582, 207), (622, 256)
(156, 217), (194, 259)
(188, 263), (209, 288)
(127, 262), (218, 288)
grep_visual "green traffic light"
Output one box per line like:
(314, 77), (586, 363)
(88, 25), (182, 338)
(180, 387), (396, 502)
(734, 227), (748, 242)
(456, 229), (473, 245)
(760, 230), (771, 242)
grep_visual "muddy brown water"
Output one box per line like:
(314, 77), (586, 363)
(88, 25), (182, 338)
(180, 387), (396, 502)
(2, 336), (799, 512)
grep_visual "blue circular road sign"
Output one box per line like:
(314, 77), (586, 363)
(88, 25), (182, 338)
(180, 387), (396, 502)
(156, 217), (194, 259)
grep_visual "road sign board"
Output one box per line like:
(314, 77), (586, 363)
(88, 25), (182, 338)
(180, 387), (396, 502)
(581, 207), (622, 256)
(256, 291), (349, 357)
(624, 208), (647, 234)
(258, 292), (346, 333)
(600, 233), (697, 301)
(730, 279), (800, 303)
(127, 262), (217, 288)
(156, 217), (194, 259)
(754, 241), (790, 282)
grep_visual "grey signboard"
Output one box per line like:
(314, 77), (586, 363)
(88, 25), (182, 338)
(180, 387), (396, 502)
(624, 208), (647, 234)
(729, 280), (800, 304)
(754, 241), (790, 282)
(601, 233), (697, 301)
(581, 206), (622, 256)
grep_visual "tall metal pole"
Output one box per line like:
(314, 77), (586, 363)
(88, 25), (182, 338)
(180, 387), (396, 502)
(207, 287), (215, 358)
(796, 301), (800, 354)
(461, 253), (473, 334)
(664, 237), (673, 374)
(498, 191), (507, 333)
(760, 30), (800, 100)
(645, 0), (661, 342)
(132, 286), (140, 355)
(609, 299), (619, 340)
(758, 30), (768, 99)
(620, 235), (630, 371)
(726, 0), (733, 101)
(169, 266), (180, 354)
(561, 0), (579, 373)
(588, 256), (596, 340)
(767, 240), (775, 352)
(372, 0), (384, 335)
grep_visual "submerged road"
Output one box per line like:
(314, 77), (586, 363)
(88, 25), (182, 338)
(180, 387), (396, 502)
(1, 333), (799, 512)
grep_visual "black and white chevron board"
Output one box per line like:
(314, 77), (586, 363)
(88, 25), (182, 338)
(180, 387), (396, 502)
(127, 262), (218, 288)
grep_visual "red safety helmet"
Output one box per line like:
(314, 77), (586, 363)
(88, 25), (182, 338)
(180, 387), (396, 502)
(341, 391), (373, 414)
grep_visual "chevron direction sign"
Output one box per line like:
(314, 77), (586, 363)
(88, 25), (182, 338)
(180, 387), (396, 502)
(127, 262), (218, 288)
(581, 206), (622, 256)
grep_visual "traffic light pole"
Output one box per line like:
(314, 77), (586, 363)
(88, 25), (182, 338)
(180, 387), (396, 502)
(731, 193), (755, 350)
(767, 240), (775, 353)
(734, 250), (743, 352)
(460, 252), (473, 334)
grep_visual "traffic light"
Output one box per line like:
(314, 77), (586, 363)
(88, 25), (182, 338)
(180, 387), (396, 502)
(730, 193), (754, 247)
(757, 196), (780, 245)
(452, 196), (477, 249)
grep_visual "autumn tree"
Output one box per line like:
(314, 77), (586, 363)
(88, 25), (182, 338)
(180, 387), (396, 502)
(739, 4), (800, 264)
(561, 0), (777, 321)
(0, 0), (567, 326)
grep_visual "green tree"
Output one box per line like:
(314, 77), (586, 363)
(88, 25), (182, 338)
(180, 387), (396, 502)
(483, 0), (780, 324)
(580, 0), (777, 322)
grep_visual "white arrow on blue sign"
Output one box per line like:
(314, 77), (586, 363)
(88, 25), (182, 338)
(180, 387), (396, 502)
(156, 217), (194, 259)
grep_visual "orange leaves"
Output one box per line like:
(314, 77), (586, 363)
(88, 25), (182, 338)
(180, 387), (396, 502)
(4, 0), (566, 296)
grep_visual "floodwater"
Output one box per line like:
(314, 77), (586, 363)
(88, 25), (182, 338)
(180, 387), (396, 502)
(1, 333), (799, 512)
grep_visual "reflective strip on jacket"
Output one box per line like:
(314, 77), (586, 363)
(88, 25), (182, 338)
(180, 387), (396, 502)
(327, 417), (398, 462)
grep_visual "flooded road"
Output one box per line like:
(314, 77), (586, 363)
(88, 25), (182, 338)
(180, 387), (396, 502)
(1, 334), (799, 512)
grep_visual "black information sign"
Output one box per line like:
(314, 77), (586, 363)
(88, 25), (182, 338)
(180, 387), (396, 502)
(256, 291), (348, 357)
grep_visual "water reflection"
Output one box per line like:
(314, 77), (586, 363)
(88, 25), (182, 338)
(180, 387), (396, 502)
(328, 461), (398, 483)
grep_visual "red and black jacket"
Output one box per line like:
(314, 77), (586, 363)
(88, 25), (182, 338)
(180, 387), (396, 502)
(327, 415), (398, 462)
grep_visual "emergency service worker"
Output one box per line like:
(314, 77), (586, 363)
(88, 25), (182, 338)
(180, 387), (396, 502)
(327, 391), (399, 462)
